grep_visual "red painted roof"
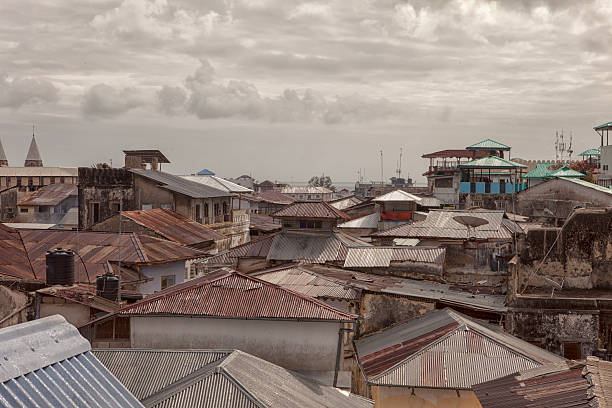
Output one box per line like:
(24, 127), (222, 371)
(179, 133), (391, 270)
(272, 202), (350, 220)
(421, 149), (489, 159)
(105, 270), (356, 322)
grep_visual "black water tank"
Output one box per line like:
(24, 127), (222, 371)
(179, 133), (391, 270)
(96, 274), (120, 301)
(46, 249), (75, 286)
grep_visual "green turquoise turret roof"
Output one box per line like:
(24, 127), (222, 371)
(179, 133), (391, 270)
(458, 156), (526, 169)
(594, 121), (612, 130)
(578, 148), (600, 156)
(466, 139), (511, 150)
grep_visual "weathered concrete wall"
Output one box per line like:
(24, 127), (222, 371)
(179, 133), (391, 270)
(39, 299), (91, 327)
(133, 176), (174, 209)
(358, 292), (434, 336)
(0, 188), (17, 221)
(131, 316), (343, 372)
(78, 168), (136, 229)
(506, 305), (598, 358)
(518, 208), (612, 290)
(0, 286), (28, 328)
(373, 386), (482, 408)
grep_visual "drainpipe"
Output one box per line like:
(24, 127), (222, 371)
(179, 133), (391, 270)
(333, 326), (354, 388)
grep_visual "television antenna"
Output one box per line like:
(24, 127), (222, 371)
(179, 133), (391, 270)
(453, 215), (489, 239)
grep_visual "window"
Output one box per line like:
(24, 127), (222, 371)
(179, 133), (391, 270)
(6, 177), (10, 186)
(315, 221), (322, 229)
(38, 206), (50, 213)
(28, 177), (33, 187)
(20, 208), (28, 213)
(223, 202), (228, 215)
(299, 220), (307, 228)
(161, 203), (172, 209)
(91, 202), (100, 224)
(195, 204), (201, 222)
(16, 177), (21, 187)
(50, 177), (55, 184)
(141, 204), (153, 210)
(563, 342), (582, 360)
(110, 202), (120, 213)
(161, 275), (176, 290)
(60, 176), (65, 183)
(214, 203), (220, 215)
(204, 203), (209, 217)
(39, 176), (43, 185)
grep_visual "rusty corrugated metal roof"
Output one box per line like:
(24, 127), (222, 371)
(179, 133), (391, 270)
(18, 229), (204, 283)
(251, 264), (360, 301)
(0, 224), (35, 280)
(473, 360), (607, 408)
(373, 209), (516, 240)
(343, 246), (445, 268)
(121, 208), (224, 246)
(99, 270), (356, 321)
(37, 284), (122, 313)
(244, 190), (295, 205)
(17, 183), (77, 207)
(272, 202), (350, 220)
(249, 214), (282, 233)
(355, 308), (565, 389)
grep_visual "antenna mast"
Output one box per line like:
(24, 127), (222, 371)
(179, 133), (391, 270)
(396, 148), (403, 179)
(380, 150), (384, 184)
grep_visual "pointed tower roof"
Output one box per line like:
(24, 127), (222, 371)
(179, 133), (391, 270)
(24, 134), (43, 167)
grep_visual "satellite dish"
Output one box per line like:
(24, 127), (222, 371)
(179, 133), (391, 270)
(453, 216), (489, 228)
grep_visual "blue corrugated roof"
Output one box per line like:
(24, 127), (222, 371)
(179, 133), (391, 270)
(197, 169), (216, 175)
(0, 315), (143, 408)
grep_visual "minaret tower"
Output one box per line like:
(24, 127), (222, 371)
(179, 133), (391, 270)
(0, 138), (8, 167)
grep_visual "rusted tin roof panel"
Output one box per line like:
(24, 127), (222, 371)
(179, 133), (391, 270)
(17, 183), (77, 207)
(0, 224), (35, 280)
(131, 169), (232, 198)
(249, 213), (282, 232)
(474, 362), (593, 408)
(356, 309), (565, 388)
(252, 264), (360, 300)
(272, 202), (350, 220)
(343, 246), (445, 268)
(37, 284), (123, 312)
(374, 209), (516, 240)
(122, 208), (224, 246)
(18, 230), (203, 283)
(111, 271), (356, 321)
(267, 231), (342, 263)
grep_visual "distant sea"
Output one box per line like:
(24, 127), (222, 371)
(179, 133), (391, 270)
(280, 181), (356, 191)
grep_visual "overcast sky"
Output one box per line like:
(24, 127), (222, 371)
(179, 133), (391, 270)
(1, 0), (611, 184)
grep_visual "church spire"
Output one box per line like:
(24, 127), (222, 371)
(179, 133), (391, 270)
(24, 125), (43, 167)
(0, 138), (7, 167)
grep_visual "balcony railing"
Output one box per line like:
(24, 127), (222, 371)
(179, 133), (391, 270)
(459, 182), (527, 194)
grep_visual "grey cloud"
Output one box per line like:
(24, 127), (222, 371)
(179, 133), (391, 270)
(172, 60), (402, 123)
(0, 74), (58, 108)
(82, 83), (147, 118)
(157, 86), (187, 115)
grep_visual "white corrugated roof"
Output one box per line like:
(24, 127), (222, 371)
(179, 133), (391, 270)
(182, 175), (253, 193)
(338, 212), (379, 229)
(372, 190), (422, 202)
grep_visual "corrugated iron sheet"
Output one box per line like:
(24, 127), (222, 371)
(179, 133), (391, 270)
(272, 202), (350, 220)
(17, 183), (77, 206)
(374, 209), (516, 240)
(113, 271), (356, 321)
(252, 265), (360, 300)
(370, 329), (541, 388)
(329, 195), (363, 210)
(244, 190), (295, 205)
(0, 224), (35, 280)
(266, 231), (342, 263)
(130, 169), (232, 198)
(181, 175), (253, 193)
(473, 363), (594, 408)
(93, 349), (231, 401)
(146, 350), (373, 408)
(343, 246), (445, 268)
(37, 284), (122, 313)
(19, 229), (204, 283)
(355, 309), (565, 389)
(249, 214), (282, 232)
(338, 212), (379, 229)
(122, 208), (224, 246)
(0, 315), (143, 408)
